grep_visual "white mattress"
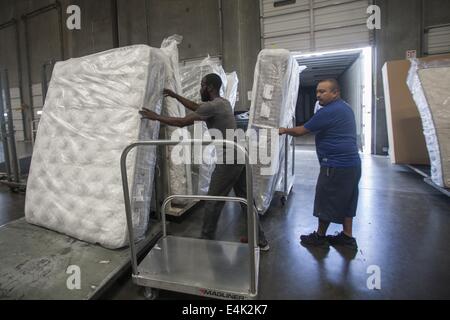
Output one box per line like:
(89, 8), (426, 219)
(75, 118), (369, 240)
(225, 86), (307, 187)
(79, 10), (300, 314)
(407, 59), (450, 188)
(248, 49), (301, 214)
(25, 45), (166, 249)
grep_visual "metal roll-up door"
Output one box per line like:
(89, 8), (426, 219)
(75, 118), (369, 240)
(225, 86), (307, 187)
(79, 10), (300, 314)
(425, 24), (450, 55)
(261, 0), (371, 52)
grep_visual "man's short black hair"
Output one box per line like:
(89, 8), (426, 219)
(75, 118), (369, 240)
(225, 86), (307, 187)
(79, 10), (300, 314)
(318, 79), (341, 93)
(203, 73), (222, 92)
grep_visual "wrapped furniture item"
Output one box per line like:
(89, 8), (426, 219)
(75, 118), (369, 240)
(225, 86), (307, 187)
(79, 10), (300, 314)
(248, 49), (302, 214)
(25, 45), (166, 249)
(225, 71), (239, 109)
(407, 59), (450, 188)
(180, 56), (228, 103)
(179, 56), (238, 107)
(159, 35), (193, 211)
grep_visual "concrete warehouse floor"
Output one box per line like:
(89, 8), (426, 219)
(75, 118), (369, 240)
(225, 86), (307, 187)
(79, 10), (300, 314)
(1, 144), (450, 300)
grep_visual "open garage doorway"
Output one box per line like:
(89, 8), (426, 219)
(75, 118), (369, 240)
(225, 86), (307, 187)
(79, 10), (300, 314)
(294, 47), (373, 154)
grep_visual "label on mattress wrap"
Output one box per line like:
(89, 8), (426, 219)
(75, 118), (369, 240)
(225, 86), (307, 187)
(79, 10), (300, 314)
(263, 84), (274, 100)
(260, 102), (271, 119)
(134, 184), (145, 202)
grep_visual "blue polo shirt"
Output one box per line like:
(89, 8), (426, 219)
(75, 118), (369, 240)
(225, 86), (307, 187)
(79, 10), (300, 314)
(304, 99), (361, 168)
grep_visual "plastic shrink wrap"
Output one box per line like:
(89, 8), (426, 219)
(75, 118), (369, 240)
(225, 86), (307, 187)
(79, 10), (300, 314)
(225, 71), (239, 109)
(407, 59), (450, 188)
(248, 49), (303, 214)
(25, 45), (166, 249)
(160, 35), (192, 207)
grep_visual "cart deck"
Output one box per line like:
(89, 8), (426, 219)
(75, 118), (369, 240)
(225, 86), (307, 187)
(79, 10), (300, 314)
(133, 236), (259, 300)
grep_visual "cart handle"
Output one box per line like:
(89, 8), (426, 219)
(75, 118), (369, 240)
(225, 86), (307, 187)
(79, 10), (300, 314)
(160, 194), (253, 238)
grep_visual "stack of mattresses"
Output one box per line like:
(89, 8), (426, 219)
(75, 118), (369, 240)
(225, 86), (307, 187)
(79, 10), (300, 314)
(25, 45), (166, 249)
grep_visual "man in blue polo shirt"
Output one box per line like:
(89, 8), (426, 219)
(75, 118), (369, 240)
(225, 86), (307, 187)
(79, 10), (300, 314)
(279, 79), (361, 250)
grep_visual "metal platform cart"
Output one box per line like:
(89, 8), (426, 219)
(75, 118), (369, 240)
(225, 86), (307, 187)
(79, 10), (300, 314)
(121, 139), (260, 300)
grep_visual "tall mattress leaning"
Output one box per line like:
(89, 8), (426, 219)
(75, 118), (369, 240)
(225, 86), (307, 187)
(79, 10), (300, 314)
(25, 45), (166, 249)
(407, 59), (450, 188)
(248, 49), (301, 214)
(160, 36), (192, 207)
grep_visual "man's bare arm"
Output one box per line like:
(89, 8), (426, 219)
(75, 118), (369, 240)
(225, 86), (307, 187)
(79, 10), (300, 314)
(164, 89), (200, 112)
(140, 109), (203, 128)
(279, 126), (310, 137)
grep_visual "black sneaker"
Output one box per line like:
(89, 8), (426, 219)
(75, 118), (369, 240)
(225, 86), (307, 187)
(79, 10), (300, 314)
(240, 237), (270, 252)
(327, 232), (358, 250)
(300, 232), (329, 248)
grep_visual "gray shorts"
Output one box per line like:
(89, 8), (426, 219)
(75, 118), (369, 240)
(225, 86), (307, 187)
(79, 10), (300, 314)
(313, 166), (361, 224)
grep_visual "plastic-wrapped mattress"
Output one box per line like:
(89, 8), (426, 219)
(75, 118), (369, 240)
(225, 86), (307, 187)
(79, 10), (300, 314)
(407, 59), (450, 188)
(160, 35), (192, 207)
(25, 45), (166, 249)
(248, 49), (302, 214)
(225, 71), (239, 110)
(180, 56), (228, 104)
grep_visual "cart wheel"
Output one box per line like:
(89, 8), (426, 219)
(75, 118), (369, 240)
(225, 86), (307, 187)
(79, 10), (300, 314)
(143, 287), (159, 300)
(280, 196), (287, 207)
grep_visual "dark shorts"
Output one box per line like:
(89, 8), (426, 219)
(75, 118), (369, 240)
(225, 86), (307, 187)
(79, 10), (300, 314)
(313, 166), (361, 224)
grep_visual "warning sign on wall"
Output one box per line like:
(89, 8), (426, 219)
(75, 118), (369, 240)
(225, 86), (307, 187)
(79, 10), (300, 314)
(406, 50), (417, 59)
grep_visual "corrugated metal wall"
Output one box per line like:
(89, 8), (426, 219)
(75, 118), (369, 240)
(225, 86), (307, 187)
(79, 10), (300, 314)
(261, 0), (371, 52)
(9, 87), (24, 141)
(425, 24), (450, 55)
